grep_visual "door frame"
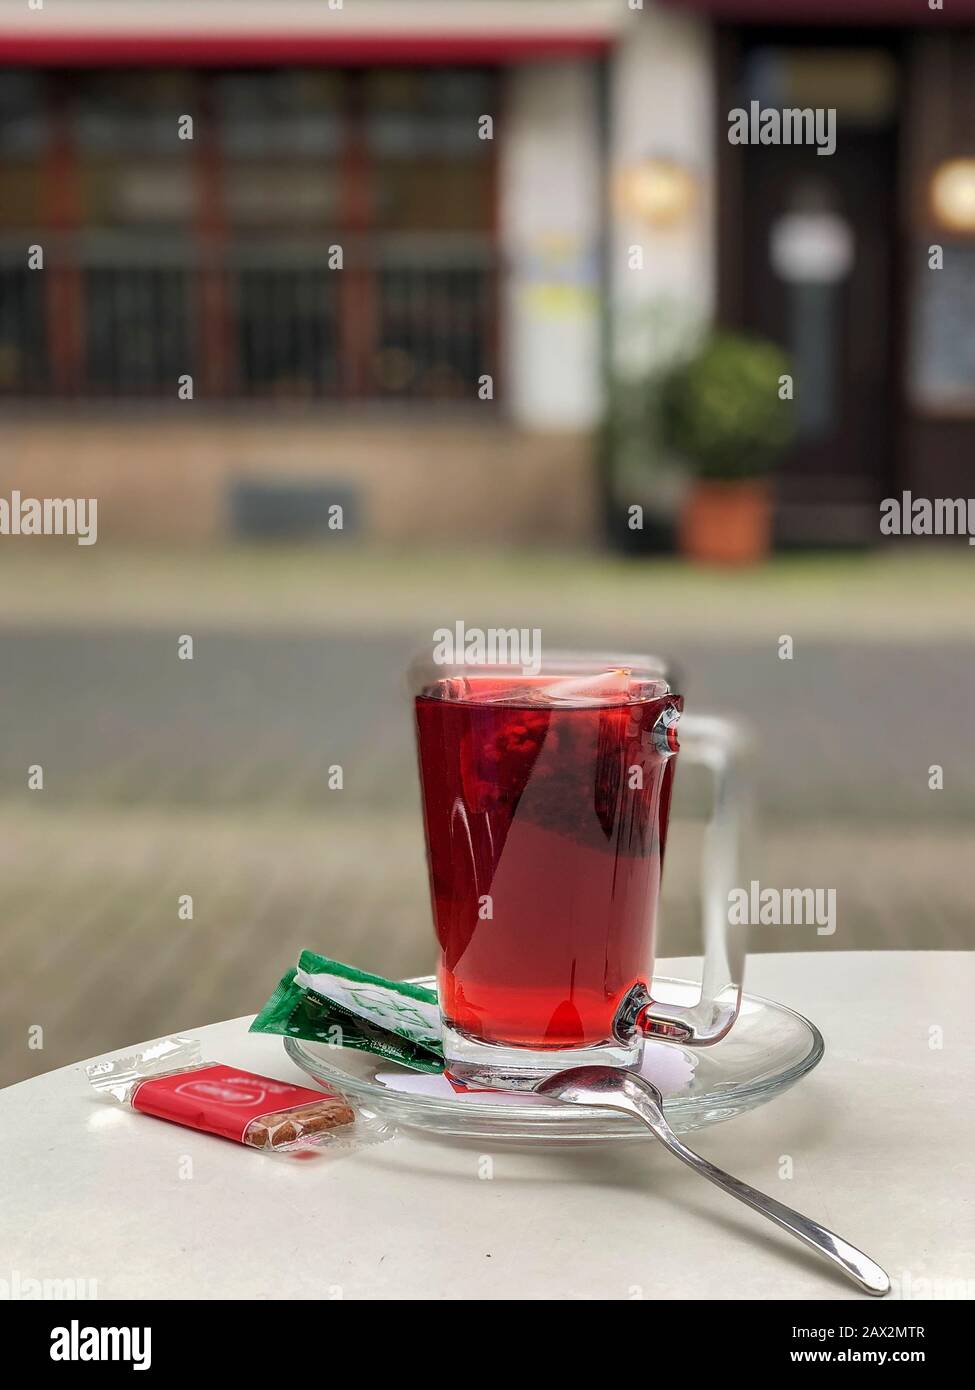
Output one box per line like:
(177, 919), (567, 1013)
(713, 23), (909, 542)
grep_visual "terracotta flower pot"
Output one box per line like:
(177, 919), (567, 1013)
(679, 479), (772, 566)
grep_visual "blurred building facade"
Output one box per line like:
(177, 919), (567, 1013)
(0, 0), (973, 545)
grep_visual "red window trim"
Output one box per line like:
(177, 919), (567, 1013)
(43, 75), (84, 397)
(0, 32), (612, 68)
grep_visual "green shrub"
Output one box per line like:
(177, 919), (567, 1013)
(658, 332), (793, 481)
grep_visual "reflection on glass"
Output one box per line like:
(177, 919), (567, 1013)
(771, 181), (854, 442)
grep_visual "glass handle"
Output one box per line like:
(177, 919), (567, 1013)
(637, 713), (750, 1046)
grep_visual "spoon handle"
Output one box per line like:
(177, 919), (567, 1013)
(632, 1097), (890, 1296)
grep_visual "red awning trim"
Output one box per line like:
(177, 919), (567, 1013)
(0, 31), (613, 67)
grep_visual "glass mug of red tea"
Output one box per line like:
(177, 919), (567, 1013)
(411, 651), (748, 1088)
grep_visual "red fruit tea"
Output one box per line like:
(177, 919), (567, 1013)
(414, 674), (681, 1052)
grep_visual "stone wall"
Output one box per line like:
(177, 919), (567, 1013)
(3, 414), (598, 544)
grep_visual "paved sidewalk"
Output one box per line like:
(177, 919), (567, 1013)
(1, 543), (973, 641)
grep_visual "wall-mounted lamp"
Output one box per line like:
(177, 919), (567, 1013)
(930, 158), (975, 235)
(615, 156), (697, 229)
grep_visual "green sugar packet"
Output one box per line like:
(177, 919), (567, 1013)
(251, 950), (445, 1074)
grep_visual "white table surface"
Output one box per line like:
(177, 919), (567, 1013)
(2, 952), (972, 1302)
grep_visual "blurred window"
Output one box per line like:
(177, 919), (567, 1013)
(0, 72), (45, 231)
(365, 68), (494, 233)
(911, 242), (975, 412)
(0, 66), (498, 403)
(76, 71), (197, 231)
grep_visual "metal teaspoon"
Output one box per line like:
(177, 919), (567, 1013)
(535, 1066), (890, 1297)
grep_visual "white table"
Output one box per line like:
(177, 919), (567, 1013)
(2, 952), (972, 1301)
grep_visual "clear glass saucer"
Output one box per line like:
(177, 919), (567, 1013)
(284, 975), (824, 1142)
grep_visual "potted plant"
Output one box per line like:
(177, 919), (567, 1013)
(658, 331), (793, 565)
